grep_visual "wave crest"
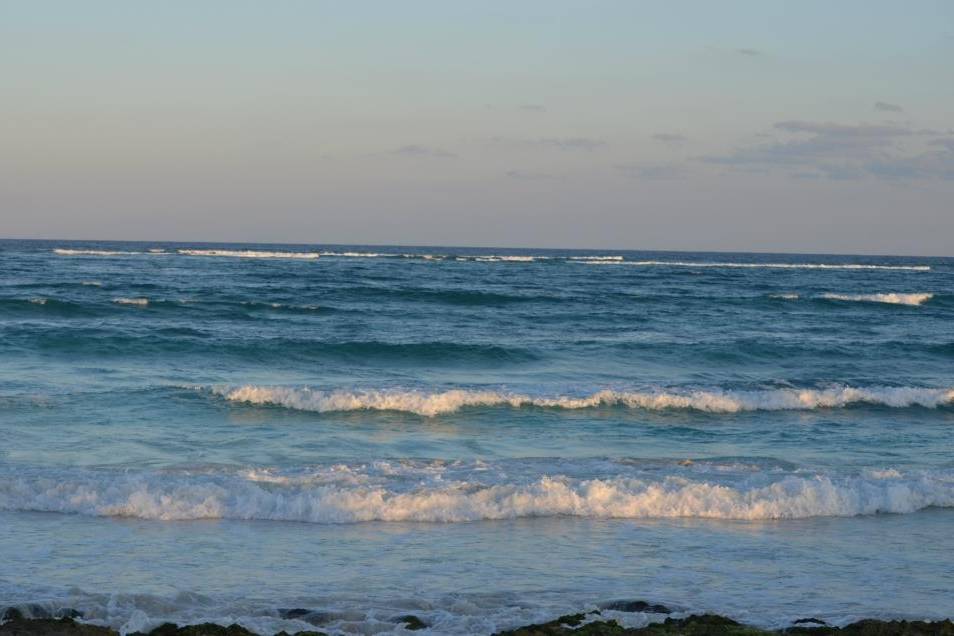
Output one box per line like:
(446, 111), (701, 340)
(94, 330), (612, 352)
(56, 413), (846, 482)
(112, 297), (149, 306)
(214, 385), (954, 417)
(821, 293), (933, 306)
(177, 249), (321, 259)
(2, 465), (951, 523)
(582, 260), (931, 271)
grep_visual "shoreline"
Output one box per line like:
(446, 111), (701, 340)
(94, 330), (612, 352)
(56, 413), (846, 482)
(3, 607), (953, 636)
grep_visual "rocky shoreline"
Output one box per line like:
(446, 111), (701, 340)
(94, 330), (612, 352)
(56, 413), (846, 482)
(1, 606), (952, 636)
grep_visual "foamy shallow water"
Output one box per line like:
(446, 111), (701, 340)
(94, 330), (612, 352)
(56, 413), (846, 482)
(4, 510), (953, 634)
(2, 240), (954, 634)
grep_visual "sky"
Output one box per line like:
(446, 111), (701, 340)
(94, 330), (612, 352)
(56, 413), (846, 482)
(2, 1), (953, 254)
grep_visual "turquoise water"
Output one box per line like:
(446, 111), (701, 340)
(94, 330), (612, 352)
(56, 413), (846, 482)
(1, 240), (953, 633)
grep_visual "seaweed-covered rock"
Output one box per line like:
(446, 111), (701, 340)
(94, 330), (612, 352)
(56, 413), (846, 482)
(494, 616), (627, 635)
(0, 617), (116, 636)
(1, 610), (25, 624)
(633, 615), (769, 635)
(145, 623), (256, 636)
(839, 619), (954, 635)
(494, 614), (769, 636)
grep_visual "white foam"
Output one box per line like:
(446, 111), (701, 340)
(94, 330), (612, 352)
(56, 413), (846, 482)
(113, 297), (149, 306)
(28, 298), (47, 305)
(581, 260), (931, 271)
(177, 249), (321, 260)
(821, 293), (933, 306)
(319, 251), (384, 258)
(80, 281), (103, 287)
(214, 385), (954, 417)
(770, 293), (800, 300)
(472, 255), (539, 262)
(569, 256), (624, 261)
(53, 248), (141, 256)
(2, 465), (951, 523)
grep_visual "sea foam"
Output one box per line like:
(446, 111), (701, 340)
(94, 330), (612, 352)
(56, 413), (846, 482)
(1, 464), (951, 523)
(53, 248), (143, 256)
(582, 260), (931, 271)
(214, 385), (954, 417)
(821, 293), (934, 306)
(113, 297), (150, 306)
(177, 249), (321, 259)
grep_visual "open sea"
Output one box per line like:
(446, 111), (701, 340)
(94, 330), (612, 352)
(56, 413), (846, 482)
(1, 239), (953, 634)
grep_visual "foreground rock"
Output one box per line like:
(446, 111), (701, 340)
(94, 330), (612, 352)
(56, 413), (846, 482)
(493, 614), (954, 636)
(2, 613), (953, 636)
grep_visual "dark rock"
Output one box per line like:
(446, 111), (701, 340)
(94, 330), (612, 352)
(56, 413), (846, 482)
(145, 623), (255, 636)
(493, 616), (626, 635)
(557, 615), (587, 627)
(637, 614), (763, 635)
(273, 632), (327, 636)
(53, 613), (82, 622)
(2, 610), (25, 624)
(839, 619), (954, 635)
(792, 618), (828, 627)
(601, 602), (672, 615)
(394, 615), (428, 630)
(0, 617), (116, 636)
(277, 610), (311, 620)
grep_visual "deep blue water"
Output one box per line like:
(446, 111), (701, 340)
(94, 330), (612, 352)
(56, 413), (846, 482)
(1, 240), (952, 634)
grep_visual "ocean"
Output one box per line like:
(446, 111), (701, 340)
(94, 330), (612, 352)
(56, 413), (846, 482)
(1, 239), (952, 634)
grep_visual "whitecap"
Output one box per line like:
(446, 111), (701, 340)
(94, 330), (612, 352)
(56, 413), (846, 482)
(820, 293), (933, 306)
(177, 249), (321, 260)
(212, 385), (954, 417)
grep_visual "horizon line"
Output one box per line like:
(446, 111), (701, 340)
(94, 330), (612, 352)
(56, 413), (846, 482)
(1, 236), (950, 260)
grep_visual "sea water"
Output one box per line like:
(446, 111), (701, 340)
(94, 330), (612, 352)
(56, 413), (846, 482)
(1, 240), (952, 634)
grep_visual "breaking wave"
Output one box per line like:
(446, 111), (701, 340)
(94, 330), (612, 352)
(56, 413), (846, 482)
(177, 249), (322, 260)
(1, 463), (951, 523)
(49, 248), (933, 271)
(53, 248), (144, 256)
(820, 293), (934, 306)
(213, 385), (954, 417)
(582, 260), (931, 271)
(112, 297), (150, 306)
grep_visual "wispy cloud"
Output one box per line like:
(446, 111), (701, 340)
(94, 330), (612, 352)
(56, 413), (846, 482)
(874, 101), (904, 113)
(736, 48), (761, 56)
(701, 120), (952, 180)
(519, 104), (547, 113)
(505, 170), (557, 180)
(617, 163), (689, 180)
(653, 133), (687, 143)
(391, 145), (458, 159)
(493, 137), (607, 151)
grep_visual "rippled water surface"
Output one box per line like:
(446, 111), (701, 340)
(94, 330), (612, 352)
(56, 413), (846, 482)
(1, 239), (953, 633)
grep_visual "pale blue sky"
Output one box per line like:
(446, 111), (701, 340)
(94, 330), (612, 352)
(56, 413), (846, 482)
(2, 1), (953, 254)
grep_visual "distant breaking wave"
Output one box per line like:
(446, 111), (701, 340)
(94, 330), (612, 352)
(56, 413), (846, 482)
(2, 463), (951, 522)
(53, 248), (144, 256)
(177, 249), (322, 259)
(112, 297), (149, 306)
(51, 248), (929, 269)
(214, 385), (954, 417)
(582, 260), (931, 271)
(821, 293), (934, 306)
